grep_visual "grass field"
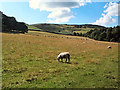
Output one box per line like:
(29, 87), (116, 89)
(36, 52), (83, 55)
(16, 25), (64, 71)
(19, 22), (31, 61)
(2, 31), (118, 88)
(26, 25), (41, 31)
(73, 28), (94, 34)
(73, 30), (88, 34)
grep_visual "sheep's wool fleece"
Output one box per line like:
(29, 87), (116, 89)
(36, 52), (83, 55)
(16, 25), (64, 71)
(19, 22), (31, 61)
(57, 52), (69, 58)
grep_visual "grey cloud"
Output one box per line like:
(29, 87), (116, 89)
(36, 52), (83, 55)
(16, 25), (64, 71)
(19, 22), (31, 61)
(45, 2), (80, 8)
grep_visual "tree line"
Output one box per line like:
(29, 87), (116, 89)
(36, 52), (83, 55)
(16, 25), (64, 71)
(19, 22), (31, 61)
(73, 26), (120, 42)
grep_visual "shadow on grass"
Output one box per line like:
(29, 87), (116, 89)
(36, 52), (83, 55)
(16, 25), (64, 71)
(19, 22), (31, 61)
(59, 61), (72, 64)
(66, 62), (72, 64)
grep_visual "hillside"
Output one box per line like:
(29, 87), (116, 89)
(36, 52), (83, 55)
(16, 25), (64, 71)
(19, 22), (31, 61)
(1, 11), (28, 33)
(26, 24), (41, 31)
(31, 24), (73, 35)
(82, 26), (120, 42)
(74, 24), (105, 28)
(28, 23), (105, 35)
(28, 23), (120, 42)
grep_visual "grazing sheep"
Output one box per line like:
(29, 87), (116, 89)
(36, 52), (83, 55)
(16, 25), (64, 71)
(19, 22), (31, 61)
(57, 52), (70, 62)
(107, 46), (112, 49)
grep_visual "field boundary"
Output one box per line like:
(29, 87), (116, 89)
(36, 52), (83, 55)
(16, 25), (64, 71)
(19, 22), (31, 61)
(27, 31), (118, 45)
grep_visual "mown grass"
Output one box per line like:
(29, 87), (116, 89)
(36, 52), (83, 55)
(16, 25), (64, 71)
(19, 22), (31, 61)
(73, 30), (88, 34)
(2, 31), (118, 88)
(73, 28), (94, 34)
(27, 25), (41, 31)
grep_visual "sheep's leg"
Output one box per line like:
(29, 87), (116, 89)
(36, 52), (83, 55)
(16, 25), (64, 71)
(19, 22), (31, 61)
(68, 58), (70, 62)
(65, 58), (67, 62)
(61, 58), (63, 62)
(68, 55), (70, 62)
(58, 58), (60, 62)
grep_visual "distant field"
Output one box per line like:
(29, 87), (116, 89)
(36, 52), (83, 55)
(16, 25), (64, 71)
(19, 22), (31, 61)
(74, 28), (94, 31)
(2, 31), (118, 88)
(27, 25), (41, 31)
(73, 28), (94, 34)
(73, 31), (88, 34)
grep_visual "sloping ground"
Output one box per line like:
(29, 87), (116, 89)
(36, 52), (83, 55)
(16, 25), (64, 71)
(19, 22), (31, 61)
(26, 25), (41, 31)
(73, 28), (94, 34)
(32, 24), (71, 34)
(29, 24), (102, 35)
(1, 11), (28, 33)
(2, 32), (118, 88)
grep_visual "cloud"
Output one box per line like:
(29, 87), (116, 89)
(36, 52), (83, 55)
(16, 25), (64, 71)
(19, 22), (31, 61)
(29, 0), (91, 23)
(92, 2), (119, 26)
(104, 3), (108, 8)
(47, 8), (74, 23)
(104, 2), (118, 16)
(94, 14), (116, 25)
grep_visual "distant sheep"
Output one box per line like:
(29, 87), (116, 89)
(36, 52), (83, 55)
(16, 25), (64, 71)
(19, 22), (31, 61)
(57, 52), (70, 62)
(107, 46), (112, 49)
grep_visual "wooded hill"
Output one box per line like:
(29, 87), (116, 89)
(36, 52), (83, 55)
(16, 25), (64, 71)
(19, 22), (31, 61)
(1, 11), (28, 33)
(29, 23), (105, 35)
(82, 26), (120, 42)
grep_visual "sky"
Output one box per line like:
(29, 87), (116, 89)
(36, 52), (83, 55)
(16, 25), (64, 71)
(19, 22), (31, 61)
(0, 0), (119, 27)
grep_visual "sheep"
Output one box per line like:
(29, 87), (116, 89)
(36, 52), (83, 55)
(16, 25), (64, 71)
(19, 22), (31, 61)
(107, 46), (112, 49)
(57, 52), (70, 62)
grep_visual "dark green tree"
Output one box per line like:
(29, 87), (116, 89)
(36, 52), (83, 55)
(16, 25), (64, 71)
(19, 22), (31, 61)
(73, 32), (77, 36)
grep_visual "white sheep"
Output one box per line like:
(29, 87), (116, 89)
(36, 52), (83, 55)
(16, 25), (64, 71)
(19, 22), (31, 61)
(107, 46), (112, 49)
(57, 52), (70, 62)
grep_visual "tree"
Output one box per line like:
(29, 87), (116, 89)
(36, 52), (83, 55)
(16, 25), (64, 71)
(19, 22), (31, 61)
(99, 31), (106, 41)
(2, 12), (28, 33)
(81, 26), (120, 42)
(76, 33), (79, 36)
(79, 33), (82, 36)
(94, 35), (98, 40)
(73, 32), (77, 36)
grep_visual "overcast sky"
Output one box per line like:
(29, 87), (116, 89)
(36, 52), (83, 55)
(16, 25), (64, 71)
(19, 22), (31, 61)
(0, 0), (119, 27)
